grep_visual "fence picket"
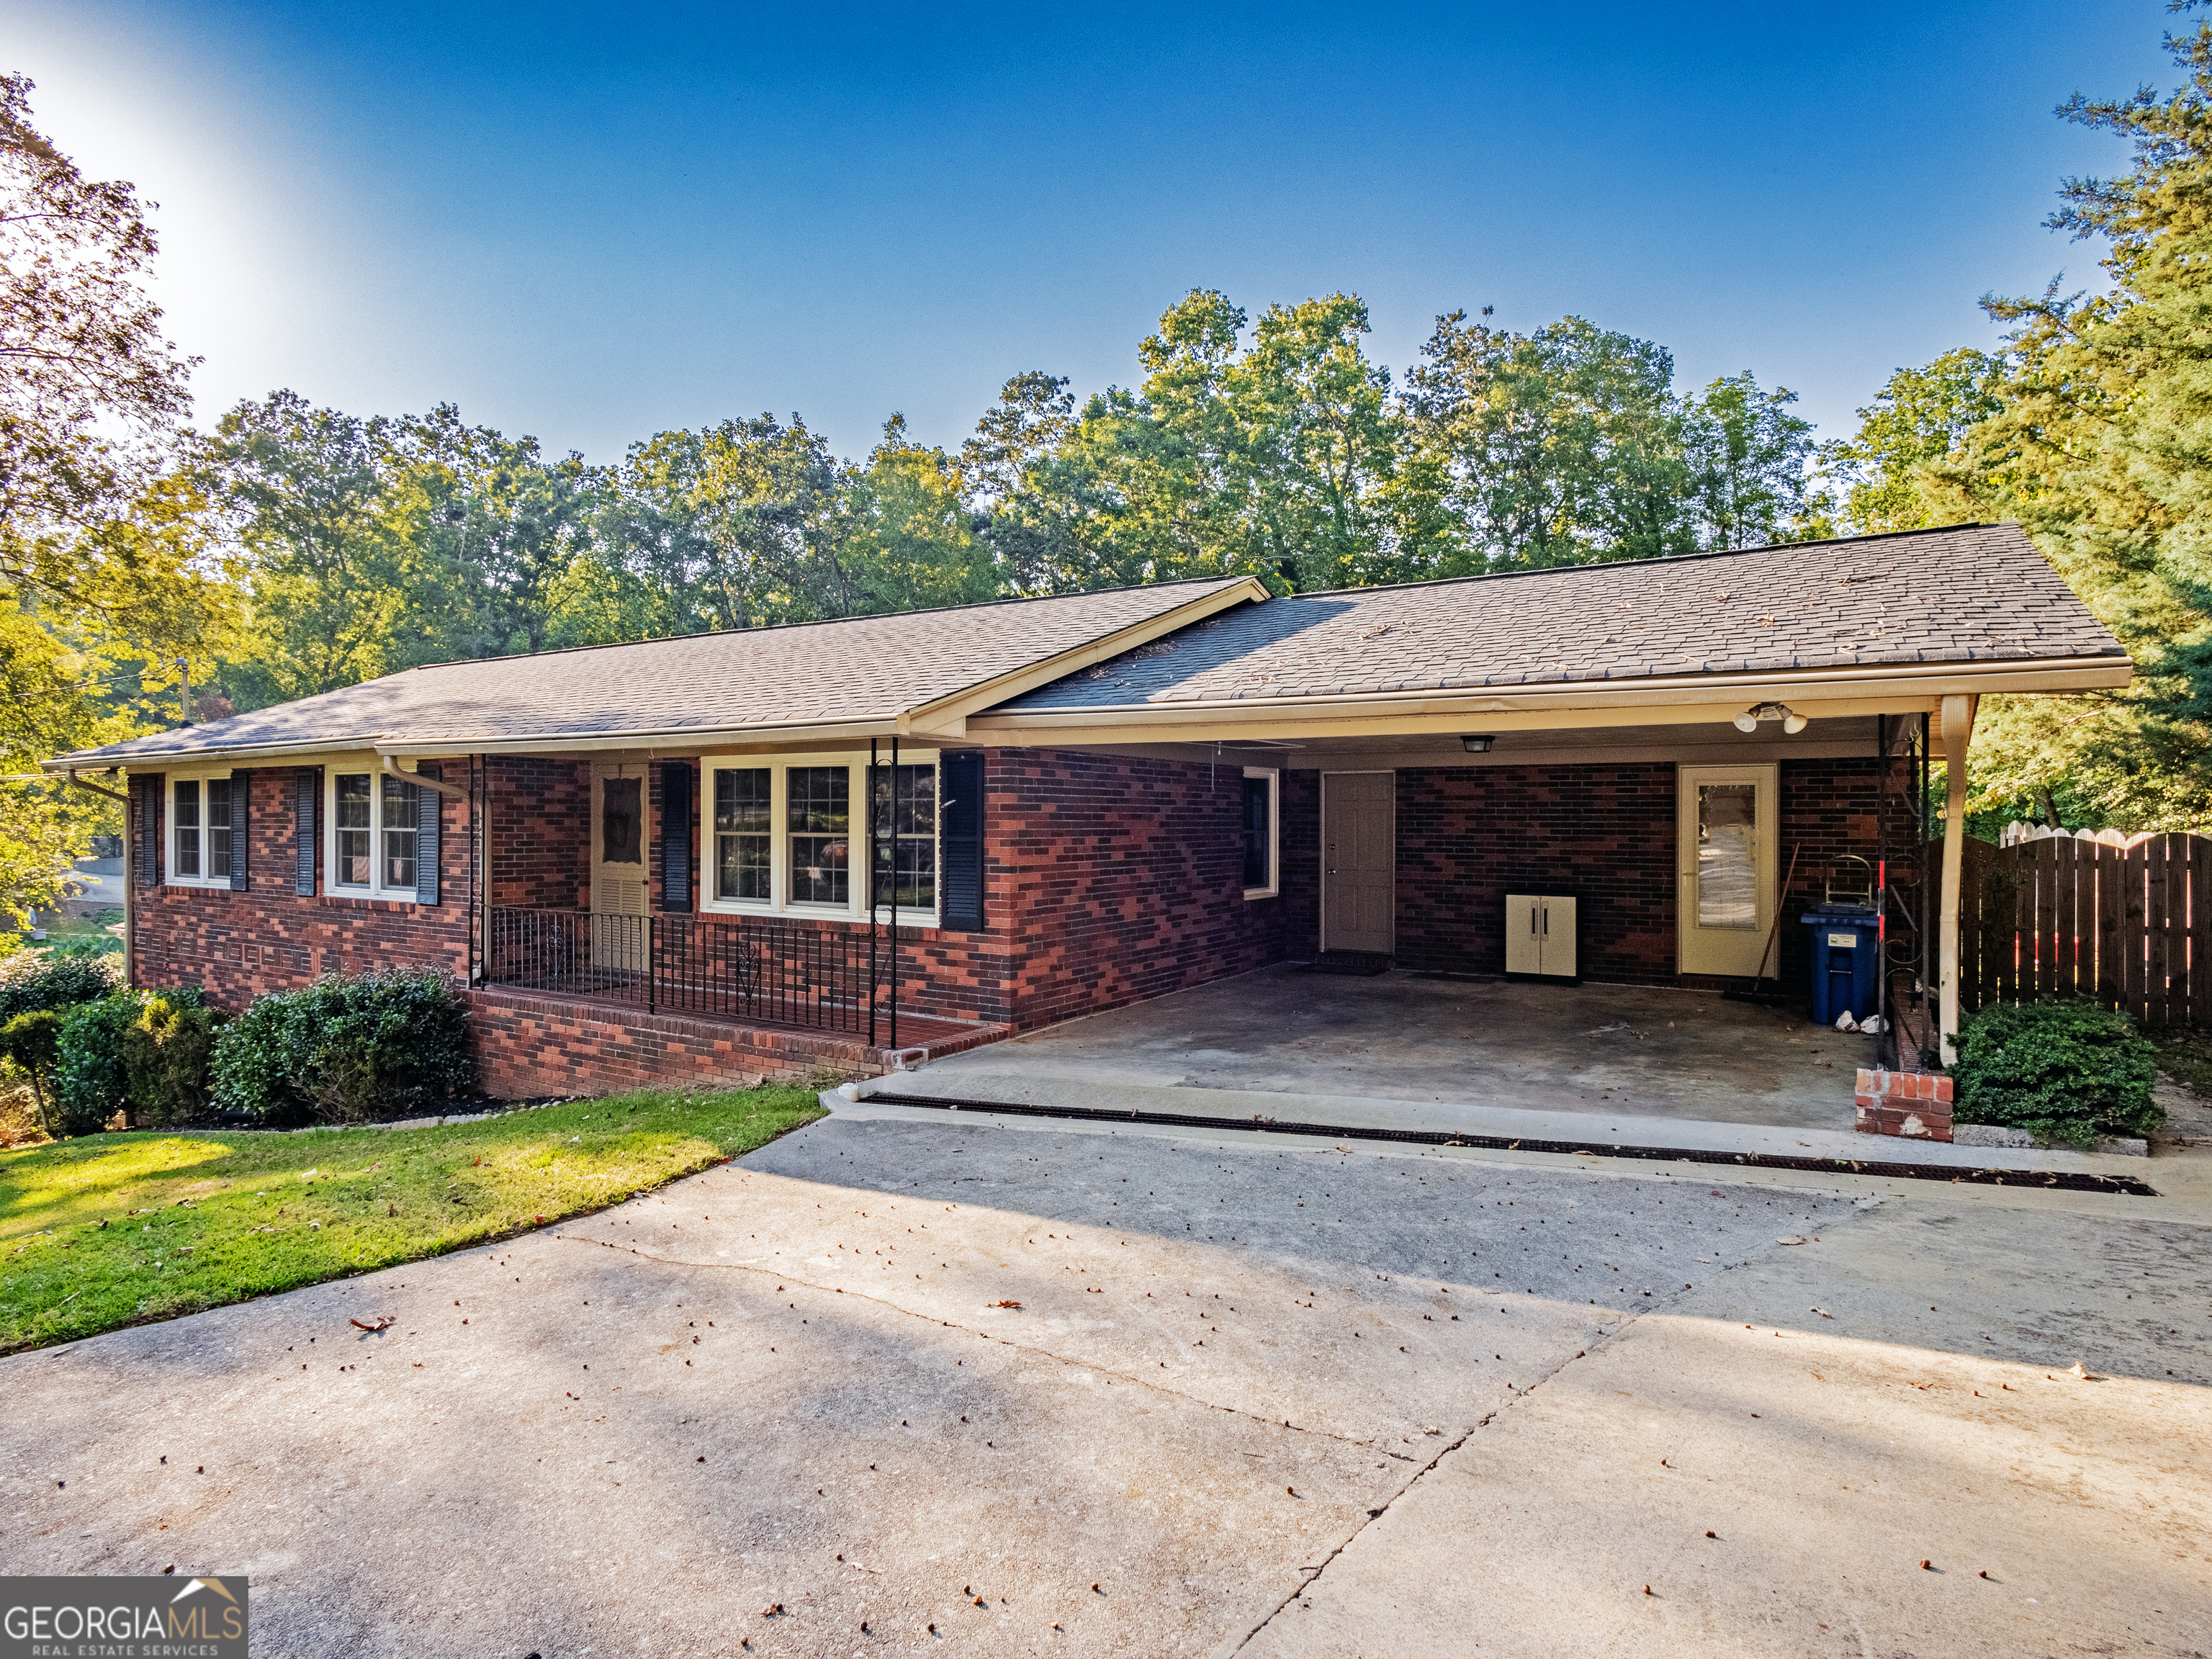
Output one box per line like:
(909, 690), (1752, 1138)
(2147, 835), (2173, 1030)
(2189, 834), (2209, 1031)
(2053, 836), (2079, 999)
(2033, 835), (2057, 998)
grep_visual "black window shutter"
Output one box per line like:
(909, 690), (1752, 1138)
(413, 768), (441, 906)
(230, 770), (251, 891)
(661, 761), (693, 912)
(138, 774), (162, 887)
(940, 752), (985, 932)
(295, 768), (320, 896)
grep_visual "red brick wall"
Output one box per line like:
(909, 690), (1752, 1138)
(489, 757), (589, 910)
(982, 748), (1287, 1028)
(130, 766), (473, 1008)
(1393, 764), (1679, 983)
(1777, 757), (1920, 998)
(1280, 770), (1322, 961)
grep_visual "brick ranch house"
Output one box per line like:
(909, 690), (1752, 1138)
(49, 523), (2128, 1105)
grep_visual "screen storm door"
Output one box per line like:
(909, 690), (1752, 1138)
(591, 766), (649, 971)
(1321, 771), (1395, 956)
(1677, 763), (1779, 979)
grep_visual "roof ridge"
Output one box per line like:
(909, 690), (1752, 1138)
(406, 573), (1252, 673)
(1285, 522), (1999, 601)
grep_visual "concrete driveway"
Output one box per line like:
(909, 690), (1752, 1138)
(3, 1099), (2207, 1657)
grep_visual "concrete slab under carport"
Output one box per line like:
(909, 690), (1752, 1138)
(927, 963), (1874, 1133)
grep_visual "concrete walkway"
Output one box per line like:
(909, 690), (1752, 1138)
(925, 965), (1876, 1132)
(2, 1100), (2206, 1656)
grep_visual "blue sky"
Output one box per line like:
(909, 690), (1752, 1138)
(6, 1), (2180, 465)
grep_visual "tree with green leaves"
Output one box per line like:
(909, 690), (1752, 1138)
(1835, 10), (2212, 831)
(0, 74), (233, 922)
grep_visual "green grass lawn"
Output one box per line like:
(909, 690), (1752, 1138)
(0, 1083), (825, 1354)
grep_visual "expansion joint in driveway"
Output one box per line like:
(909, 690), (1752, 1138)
(1211, 1261), (1759, 1657)
(549, 1230), (1389, 1451)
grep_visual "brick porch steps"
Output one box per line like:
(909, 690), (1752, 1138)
(466, 986), (1010, 1099)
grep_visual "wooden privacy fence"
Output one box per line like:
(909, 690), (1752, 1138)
(1954, 832), (2209, 1030)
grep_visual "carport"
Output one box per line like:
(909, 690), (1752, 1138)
(914, 963), (1870, 1133)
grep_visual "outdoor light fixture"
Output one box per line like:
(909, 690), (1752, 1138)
(1735, 701), (1809, 735)
(1460, 735), (1496, 753)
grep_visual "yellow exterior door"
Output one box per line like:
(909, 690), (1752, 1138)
(1677, 765), (1779, 979)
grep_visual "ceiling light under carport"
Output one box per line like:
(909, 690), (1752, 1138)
(1460, 735), (1496, 752)
(1734, 702), (1809, 734)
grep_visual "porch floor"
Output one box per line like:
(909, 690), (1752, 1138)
(919, 963), (1878, 1133)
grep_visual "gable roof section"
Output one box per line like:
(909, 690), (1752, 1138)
(992, 523), (2127, 718)
(58, 575), (1267, 766)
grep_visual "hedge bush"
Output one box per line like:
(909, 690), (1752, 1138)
(210, 969), (474, 1124)
(122, 994), (225, 1129)
(0, 948), (121, 1022)
(1953, 1000), (2163, 1148)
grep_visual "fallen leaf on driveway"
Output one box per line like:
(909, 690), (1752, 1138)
(1777, 1236), (1808, 1245)
(350, 1316), (394, 1333)
(991, 1300), (1022, 1309)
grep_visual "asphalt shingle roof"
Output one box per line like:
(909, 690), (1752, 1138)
(999, 523), (2126, 712)
(66, 577), (1253, 764)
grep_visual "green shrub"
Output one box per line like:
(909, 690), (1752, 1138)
(0, 1010), (64, 1137)
(54, 993), (144, 1136)
(210, 969), (474, 1124)
(0, 949), (120, 1022)
(121, 995), (225, 1129)
(1954, 1000), (2163, 1147)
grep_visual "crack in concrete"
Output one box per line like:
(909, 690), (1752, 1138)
(1205, 1208), (1895, 1658)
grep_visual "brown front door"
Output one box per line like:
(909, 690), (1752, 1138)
(1323, 771), (1395, 955)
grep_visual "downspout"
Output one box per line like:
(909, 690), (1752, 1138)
(64, 770), (132, 989)
(378, 753), (469, 799)
(1936, 693), (1978, 1065)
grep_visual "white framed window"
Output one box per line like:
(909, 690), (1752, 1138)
(1242, 766), (1280, 899)
(701, 750), (940, 925)
(166, 772), (238, 889)
(326, 765), (423, 899)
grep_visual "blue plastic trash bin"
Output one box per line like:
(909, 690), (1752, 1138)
(1801, 911), (1881, 1025)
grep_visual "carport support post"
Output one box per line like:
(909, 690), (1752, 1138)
(1937, 693), (1978, 1065)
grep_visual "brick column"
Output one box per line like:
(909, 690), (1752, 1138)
(1853, 1068), (1955, 1142)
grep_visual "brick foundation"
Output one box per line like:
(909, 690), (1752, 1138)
(1853, 1067), (1954, 1141)
(466, 988), (1008, 1098)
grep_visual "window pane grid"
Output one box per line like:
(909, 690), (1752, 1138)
(872, 764), (935, 911)
(208, 777), (233, 881)
(174, 780), (200, 878)
(1243, 775), (1271, 889)
(787, 767), (850, 906)
(714, 768), (771, 902)
(382, 776), (418, 891)
(333, 773), (373, 886)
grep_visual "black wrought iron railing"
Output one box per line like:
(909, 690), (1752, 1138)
(485, 908), (889, 1038)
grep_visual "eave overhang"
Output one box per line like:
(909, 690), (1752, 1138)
(961, 655), (2135, 747)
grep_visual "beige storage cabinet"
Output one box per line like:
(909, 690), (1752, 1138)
(1504, 894), (1578, 981)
